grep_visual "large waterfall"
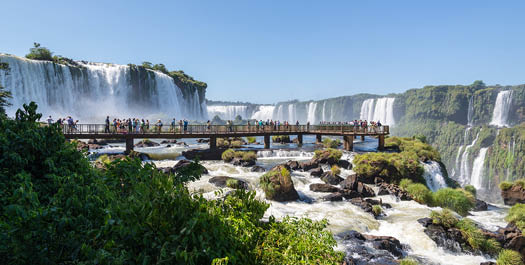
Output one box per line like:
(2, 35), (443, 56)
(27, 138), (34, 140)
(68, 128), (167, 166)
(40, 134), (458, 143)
(207, 105), (250, 120)
(0, 54), (207, 122)
(359, 97), (396, 125)
(306, 102), (317, 124)
(457, 130), (480, 185)
(470, 147), (489, 189)
(422, 161), (448, 192)
(251, 105), (275, 120)
(489, 90), (513, 127)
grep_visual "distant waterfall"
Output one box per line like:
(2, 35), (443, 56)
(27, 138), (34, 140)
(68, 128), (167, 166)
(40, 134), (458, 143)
(422, 161), (448, 192)
(251, 105), (275, 120)
(467, 96), (474, 126)
(359, 97), (395, 125)
(0, 54), (206, 121)
(470, 147), (488, 189)
(458, 131), (480, 185)
(490, 90), (513, 127)
(207, 105), (249, 120)
(306, 102), (317, 124)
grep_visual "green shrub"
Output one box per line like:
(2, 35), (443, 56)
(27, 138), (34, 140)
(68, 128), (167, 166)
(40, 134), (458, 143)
(226, 179), (243, 189)
(399, 178), (414, 189)
(221, 149), (236, 162)
(499, 181), (514, 191)
(464, 185), (477, 197)
(25, 42), (53, 61)
(353, 152), (424, 184)
(230, 140), (243, 148)
(372, 205), (382, 216)
(272, 135), (290, 143)
(242, 151), (257, 161)
(246, 136), (256, 143)
(314, 148), (342, 162)
(432, 188), (475, 216)
(255, 217), (344, 265)
(497, 249), (524, 265)
(385, 136), (440, 162)
(322, 137), (340, 148)
(405, 183), (433, 204)
(505, 203), (525, 231)
(331, 165), (341, 175)
(430, 209), (458, 228)
(400, 259), (418, 265)
(456, 218), (501, 255)
(516, 179), (525, 189)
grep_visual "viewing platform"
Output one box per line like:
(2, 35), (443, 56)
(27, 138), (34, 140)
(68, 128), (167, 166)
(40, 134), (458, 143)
(61, 124), (390, 153)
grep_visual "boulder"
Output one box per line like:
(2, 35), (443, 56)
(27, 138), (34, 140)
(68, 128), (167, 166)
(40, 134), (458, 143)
(251, 165), (266, 172)
(323, 193), (343, 201)
(340, 174), (359, 190)
(501, 184), (525, 205)
(74, 141), (89, 152)
(377, 182), (412, 200)
(313, 149), (338, 165)
(308, 167), (324, 177)
(362, 234), (404, 258)
(339, 230), (406, 265)
(357, 182), (376, 197)
(209, 176), (248, 190)
(88, 144), (104, 150)
(418, 217), (470, 254)
(340, 175), (375, 197)
(474, 199), (488, 211)
(299, 160), (319, 171)
(231, 157), (256, 167)
(321, 172), (344, 185)
(134, 139), (160, 147)
(337, 159), (352, 169)
(182, 148), (227, 160)
(159, 159), (208, 175)
(340, 189), (363, 199)
(286, 160), (301, 171)
(309, 183), (341, 193)
(196, 138), (210, 143)
(259, 165), (299, 202)
(160, 139), (178, 144)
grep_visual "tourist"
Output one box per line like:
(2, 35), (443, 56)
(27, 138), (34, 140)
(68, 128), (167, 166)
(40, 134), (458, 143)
(47, 115), (53, 125)
(146, 120), (150, 132)
(112, 119), (117, 133)
(171, 118), (176, 132)
(105, 116), (110, 133)
(207, 120), (211, 131)
(156, 119), (163, 133)
(183, 120), (188, 133)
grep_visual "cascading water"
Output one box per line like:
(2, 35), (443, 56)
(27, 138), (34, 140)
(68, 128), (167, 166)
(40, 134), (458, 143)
(422, 161), (448, 192)
(306, 102), (317, 124)
(489, 90), (513, 127)
(251, 105), (275, 120)
(207, 105), (250, 120)
(458, 130), (480, 185)
(467, 96), (474, 126)
(0, 54), (206, 121)
(359, 98), (395, 125)
(470, 147), (488, 189)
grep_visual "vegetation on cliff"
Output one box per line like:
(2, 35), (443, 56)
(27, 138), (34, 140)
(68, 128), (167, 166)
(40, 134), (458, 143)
(0, 102), (343, 264)
(0, 61), (11, 116)
(505, 203), (525, 232)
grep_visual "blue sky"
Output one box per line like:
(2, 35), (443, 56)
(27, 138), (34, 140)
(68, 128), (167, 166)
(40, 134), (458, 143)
(2, 0), (525, 103)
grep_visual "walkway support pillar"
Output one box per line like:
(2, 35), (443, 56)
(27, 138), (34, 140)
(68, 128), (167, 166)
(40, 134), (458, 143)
(378, 135), (385, 151)
(125, 137), (134, 154)
(316, 134), (322, 143)
(210, 136), (217, 150)
(297, 134), (303, 147)
(343, 135), (353, 151)
(361, 135), (365, 141)
(264, 135), (270, 149)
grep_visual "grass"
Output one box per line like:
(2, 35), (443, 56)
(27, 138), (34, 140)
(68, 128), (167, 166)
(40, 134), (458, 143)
(463, 185), (476, 197)
(505, 203), (525, 231)
(372, 205), (382, 216)
(432, 188), (475, 216)
(314, 148), (342, 162)
(246, 136), (256, 144)
(405, 183), (433, 204)
(226, 179), (244, 189)
(221, 149), (257, 163)
(385, 136), (441, 162)
(399, 178), (413, 189)
(331, 165), (341, 175)
(499, 181), (514, 191)
(497, 249), (524, 265)
(399, 259), (418, 265)
(430, 209), (458, 228)
(322, 138), (340, 148)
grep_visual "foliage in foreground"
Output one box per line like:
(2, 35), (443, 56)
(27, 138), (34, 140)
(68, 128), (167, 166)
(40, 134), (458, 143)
(497, 249), (524, 265)
(505, 203), (525, 232)
(0, 102), (343, 264)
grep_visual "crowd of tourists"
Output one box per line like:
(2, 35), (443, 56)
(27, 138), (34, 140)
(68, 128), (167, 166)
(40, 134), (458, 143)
(102, 117), (192, 134)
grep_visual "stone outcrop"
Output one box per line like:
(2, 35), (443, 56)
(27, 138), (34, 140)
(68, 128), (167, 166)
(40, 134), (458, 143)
(209, 176), (248, 190)
(337, 159), (352, 170)
(309, 183), (341, 193)
(158, 159), (208, 175)
(377, 182), (412, 200)
(339, 230), (406, 265)
(285, 160), (301, 171)
(134, 139), (160, 147)
(259, 164), (299, 202)
(251, 165), (266, 172)
(182, 148), (227, 160)
(308, 167), (324, 177)
(501, 184), (525, 205)
(320, 172), (344, 185)
(418, 217), (469, 254)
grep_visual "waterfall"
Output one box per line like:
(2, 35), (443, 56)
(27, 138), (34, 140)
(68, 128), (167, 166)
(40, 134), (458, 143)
(251, 105), (275, 120)
(471, 148), (488, 189)
(359, 97), (395, 125)
(467, 96), (474, 126)
(489, 90), (513, 127)
(458, 130), (480, 185)
(322, 101), (326, 122)
(0, 54), (206, 121)
(207, 105), (249, 120)
(288, 104), (296, 122)
(306, 102), (317, 124)
(422, 161), (448, 192)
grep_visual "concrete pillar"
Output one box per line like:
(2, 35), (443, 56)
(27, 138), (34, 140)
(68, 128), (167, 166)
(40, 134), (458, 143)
(297, 134), (303, 147)
(125, 137), (134, 154)
(264, 135), (270, 149)
(210, 136), (217, 150)
(378, 135), (385, 151)
(361, 135), (365, 141)
(316, 134), (322, 143)
(343, 135), (354, 151)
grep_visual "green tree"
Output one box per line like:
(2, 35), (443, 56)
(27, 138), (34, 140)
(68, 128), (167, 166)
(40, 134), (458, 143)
(25, 42), (53, 61)
(0, 62), (11, 115)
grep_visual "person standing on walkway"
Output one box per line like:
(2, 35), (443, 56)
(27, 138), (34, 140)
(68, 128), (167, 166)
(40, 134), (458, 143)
(105, 116), (110, 133)
(183, 120), (188, 133)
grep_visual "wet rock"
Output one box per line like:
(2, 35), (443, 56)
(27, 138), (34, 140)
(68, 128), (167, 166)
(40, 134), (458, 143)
(231, 157), (256, 167)
(357, 182), (376, 197)
(323, 192), (343, 201)
(340, 175), (375, 198)
(260, 165), (299, 202)
(286, 160), (301, 171)
(350, 197), (373, 213)
(182, 148), (228, 160)
(340, 174), (358, 190)
(337, 159), (352, 169)
(474, 199), (488, 211)
(321, 172), (344, 185)
(134, 139), (160, 147)
(159, 159), (208, 175)
(479, 262), (496, 265)
(340, 189), (362, 199)
(339, 230), (407, 265)
(309, 183), (341, 193)
(251, 165), (266, 172)
(299, 160), (319, 171)
(88, 144), (104, 150)
(196, 138), (209, 143)
(209, 176), (248, 190)
(160, 139), (178, 144)
(313, 149), (339, 165)
(74, 140), (89, 152)
(377, 182), (412, 200)
(501, 184), (525, 205)
(308, 167), (324, 177)
(418, 218), (469, 254)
